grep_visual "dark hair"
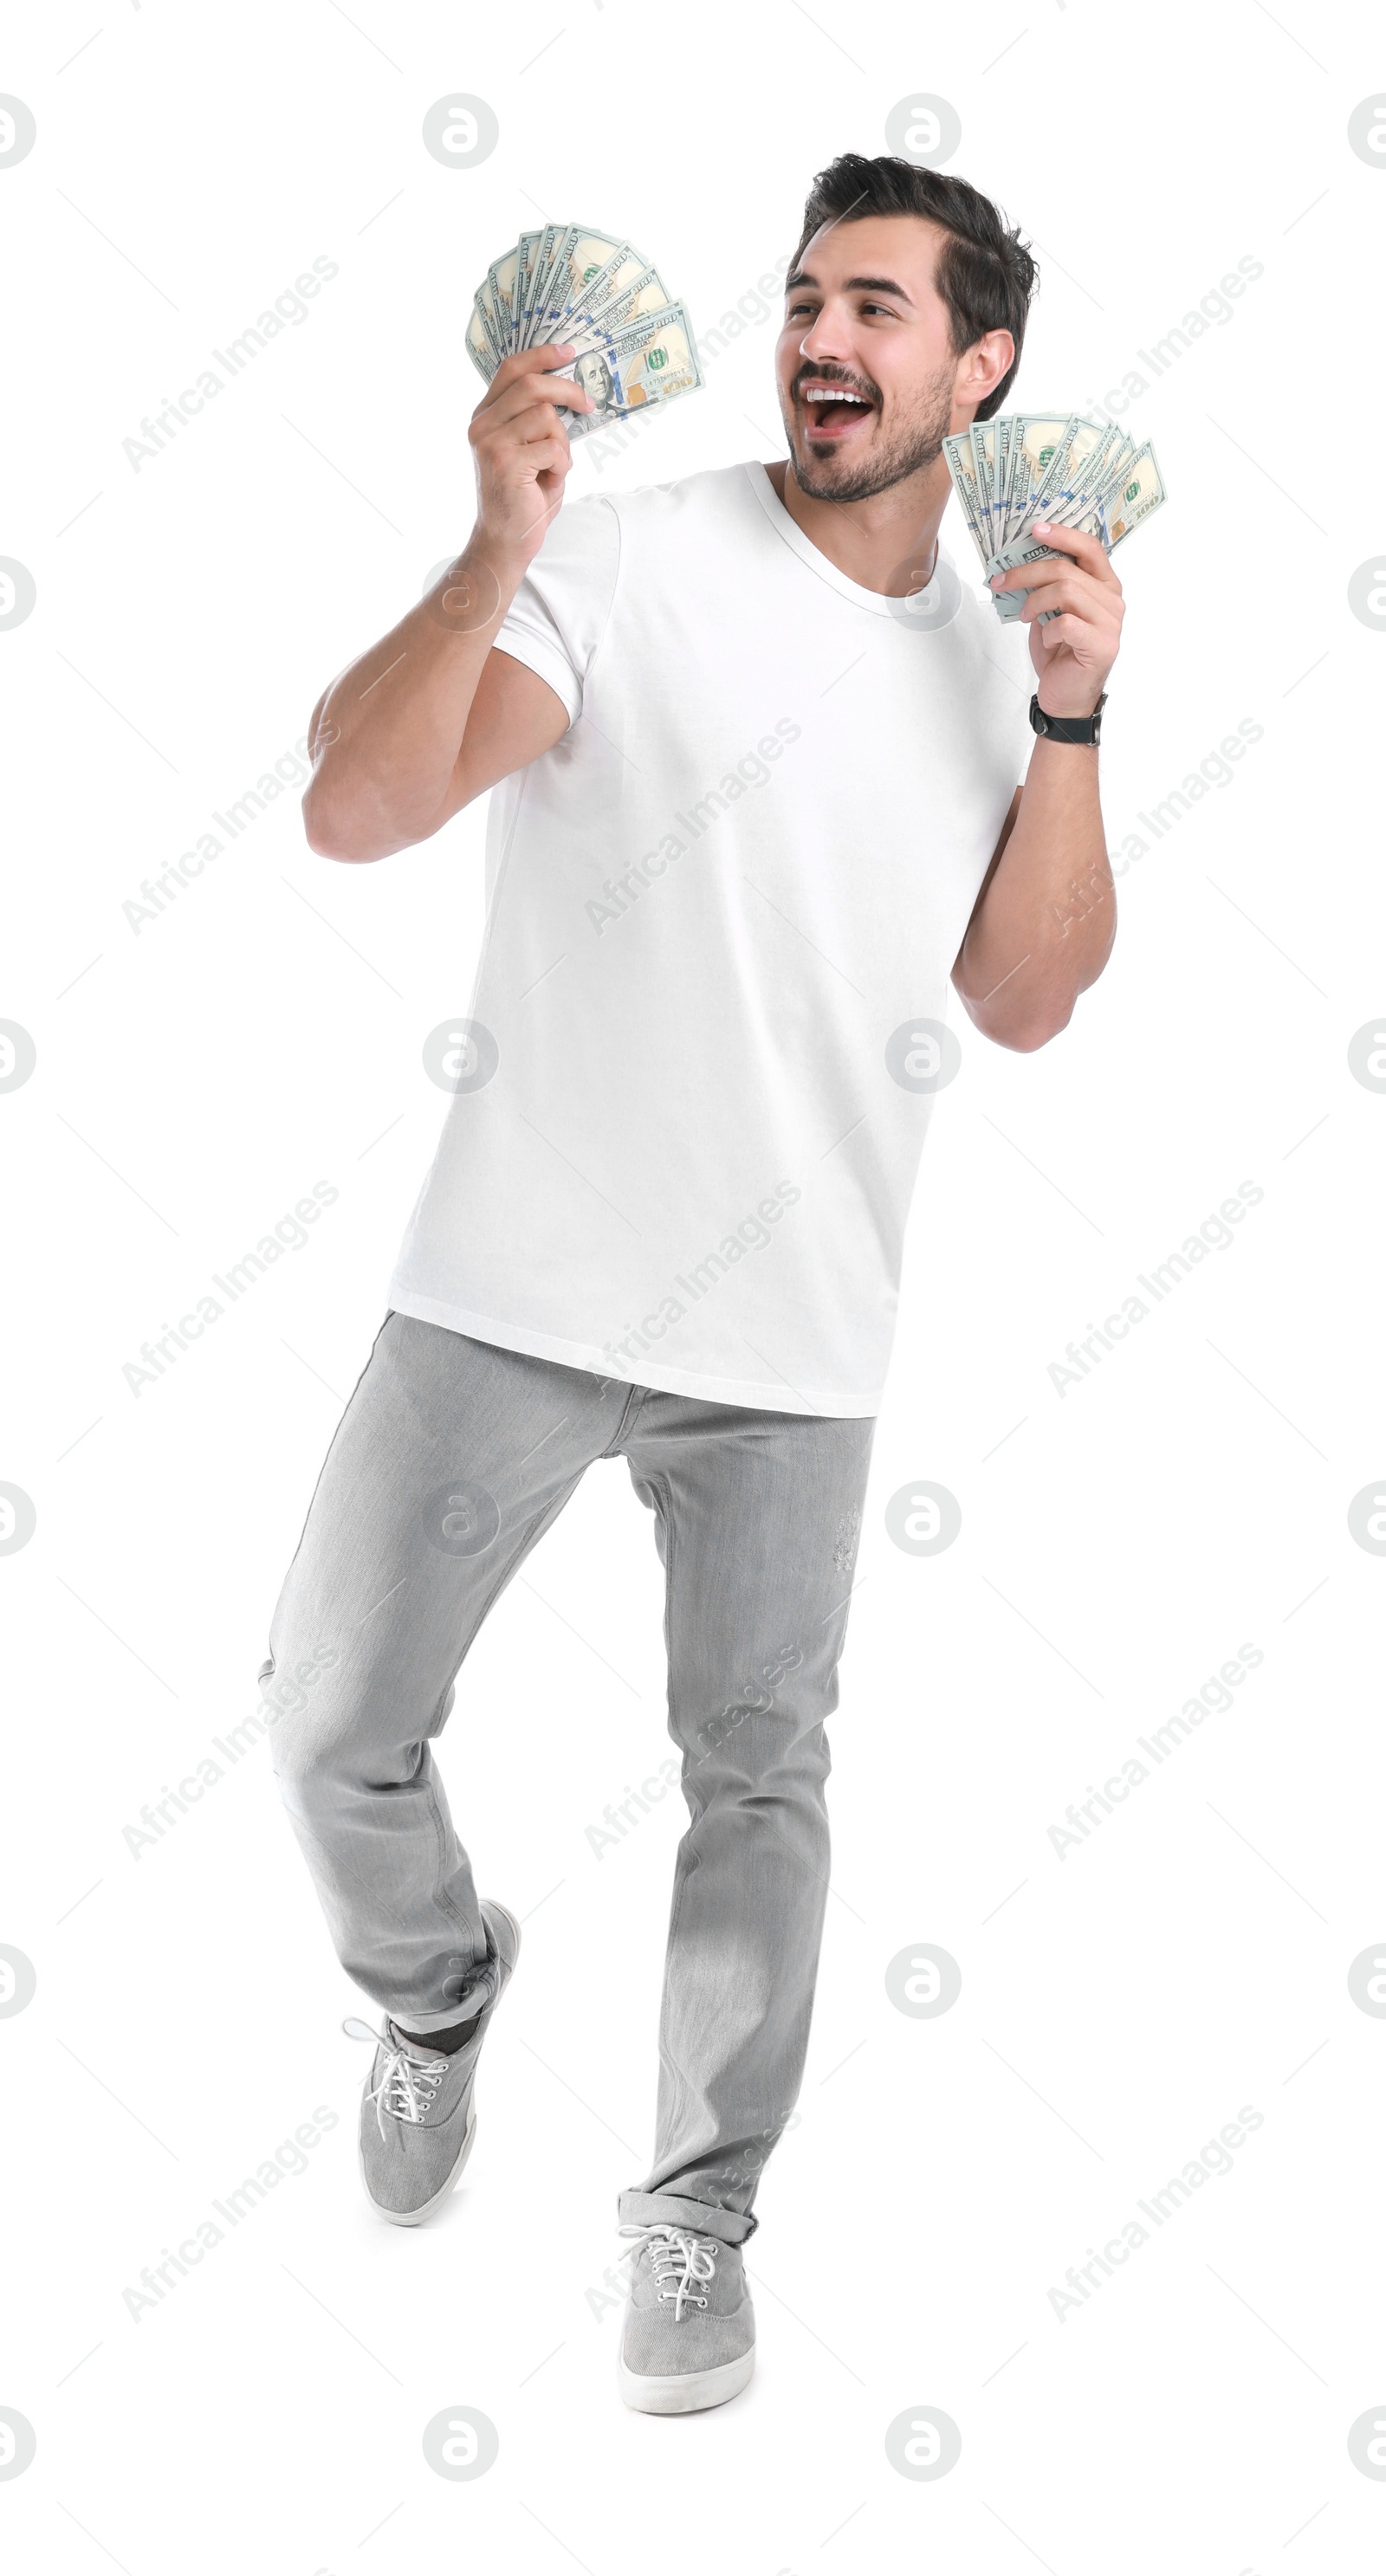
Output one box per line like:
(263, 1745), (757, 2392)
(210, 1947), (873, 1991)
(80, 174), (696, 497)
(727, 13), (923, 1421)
(791, 153), (1037, 419)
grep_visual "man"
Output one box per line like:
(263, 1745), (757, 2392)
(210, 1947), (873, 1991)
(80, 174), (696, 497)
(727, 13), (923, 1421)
(263, 152), (1124, 2417)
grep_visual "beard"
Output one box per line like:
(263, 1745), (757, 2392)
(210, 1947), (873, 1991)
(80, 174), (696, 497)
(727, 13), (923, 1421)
(781, 359), (958, 502)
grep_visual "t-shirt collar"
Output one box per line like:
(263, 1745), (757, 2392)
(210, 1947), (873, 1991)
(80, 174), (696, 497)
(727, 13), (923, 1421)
(742, 460), (949, 619)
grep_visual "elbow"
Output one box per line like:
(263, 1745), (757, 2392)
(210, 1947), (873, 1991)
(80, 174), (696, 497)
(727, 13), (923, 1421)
(301, 786), (384, 865)
(998, 1007), (1073, 1053)
(962, 996), (1074, 1052)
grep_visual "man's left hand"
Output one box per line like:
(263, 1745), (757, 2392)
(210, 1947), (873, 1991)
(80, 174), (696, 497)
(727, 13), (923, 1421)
(990, 521), (1124, 720)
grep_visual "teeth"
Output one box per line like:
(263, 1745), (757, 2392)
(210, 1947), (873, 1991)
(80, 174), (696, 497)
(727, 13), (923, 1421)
(805, 388), (869, 405)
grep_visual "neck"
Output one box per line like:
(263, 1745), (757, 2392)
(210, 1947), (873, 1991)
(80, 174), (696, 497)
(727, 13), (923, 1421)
(766, 453), (953, 597)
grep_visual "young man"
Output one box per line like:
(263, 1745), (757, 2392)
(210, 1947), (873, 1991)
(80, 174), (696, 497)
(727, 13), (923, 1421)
(263, 153), (1124, 2416)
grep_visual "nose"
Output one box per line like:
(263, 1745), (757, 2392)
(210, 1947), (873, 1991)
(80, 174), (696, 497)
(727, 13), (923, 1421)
(797, 300), (852, 364)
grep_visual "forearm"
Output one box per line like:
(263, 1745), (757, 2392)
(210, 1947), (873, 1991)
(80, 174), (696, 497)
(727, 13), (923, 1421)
(302, 539), (522, 863)
(955, 737), (1114, 1050)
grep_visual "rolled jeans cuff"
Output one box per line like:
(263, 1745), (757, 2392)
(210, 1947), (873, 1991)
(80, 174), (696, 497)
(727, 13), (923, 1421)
(618, 2189), (757, 2248)
(383, 1931), (496, 2035)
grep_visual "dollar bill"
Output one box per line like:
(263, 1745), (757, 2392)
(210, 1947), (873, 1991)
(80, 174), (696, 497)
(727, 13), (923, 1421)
(487, 247), (521, 347)
(527, 225), (628, 346)
(518, 221), (562, 346)
(969, 418), (997, 553)
(1005, 415), (1078, 527)
(562, 301), (703, 437)
(942, 430), (986, 551)
(466, 227), (702, 432)
(472, 278), (506, 363)
(994, 413), (1014, 547)
(1104, 442), (1165, 546)
(559, 231), (651, 319)
(565, 262), (670, 349)
(514, 230), (545, 341)
(467, 301), (500, 381)
(1044, 417), (1131, 522)
(984, 453), (1166, 617)
(948, 407), (1167, 618)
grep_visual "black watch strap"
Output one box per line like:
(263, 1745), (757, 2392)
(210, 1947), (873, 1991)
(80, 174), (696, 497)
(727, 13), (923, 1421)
(1030, 691), (1106, 745)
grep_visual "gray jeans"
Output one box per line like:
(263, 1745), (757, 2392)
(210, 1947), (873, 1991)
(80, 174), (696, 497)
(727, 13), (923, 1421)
(262, 1312), (876, 2244)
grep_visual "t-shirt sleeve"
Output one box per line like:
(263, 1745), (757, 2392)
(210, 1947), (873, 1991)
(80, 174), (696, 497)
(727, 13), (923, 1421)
(489, 494), (622, 727)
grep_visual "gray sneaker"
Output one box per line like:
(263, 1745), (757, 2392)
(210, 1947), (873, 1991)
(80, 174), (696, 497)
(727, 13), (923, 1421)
(344, 1900), (520, 2227)
(617, 2223), (756, 2413)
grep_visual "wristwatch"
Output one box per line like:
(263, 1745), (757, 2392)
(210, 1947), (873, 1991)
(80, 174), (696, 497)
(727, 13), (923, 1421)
(1030, 691), (1106, 746)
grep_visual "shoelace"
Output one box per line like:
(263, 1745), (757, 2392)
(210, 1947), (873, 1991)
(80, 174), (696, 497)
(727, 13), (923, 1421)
(619, 2223), (720, 2321)
(344, 2016), (448, 2139)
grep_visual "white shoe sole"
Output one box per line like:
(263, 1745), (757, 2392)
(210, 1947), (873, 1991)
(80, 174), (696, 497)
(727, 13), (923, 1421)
(362, 1899), (521, 2228)
(618, 2345), (755, 2414)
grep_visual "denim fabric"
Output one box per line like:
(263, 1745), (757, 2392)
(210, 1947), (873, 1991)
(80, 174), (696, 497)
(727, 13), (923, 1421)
(262, 1312), (874, 2241)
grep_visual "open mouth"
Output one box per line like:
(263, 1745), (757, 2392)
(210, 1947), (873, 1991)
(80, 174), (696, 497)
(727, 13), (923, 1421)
(797, 380), (877, 441)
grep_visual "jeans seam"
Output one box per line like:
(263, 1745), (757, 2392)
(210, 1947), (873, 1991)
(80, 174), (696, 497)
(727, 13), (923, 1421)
(599, 1378), (649, 1457)
(262, 1310), (397, 1684)
(421, 1468), (590, 1951)
(649, 1467), (698, 2188)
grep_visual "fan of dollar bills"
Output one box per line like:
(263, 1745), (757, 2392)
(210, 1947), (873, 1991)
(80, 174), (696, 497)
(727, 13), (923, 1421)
(944, 414), (1166, 619)
(466, 223), (702, 439)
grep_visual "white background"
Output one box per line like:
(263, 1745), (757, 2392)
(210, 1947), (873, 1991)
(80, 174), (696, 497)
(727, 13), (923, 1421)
(3, 1), (1383, 2568)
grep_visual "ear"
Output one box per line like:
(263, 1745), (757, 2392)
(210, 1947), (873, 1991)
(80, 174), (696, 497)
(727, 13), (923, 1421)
(955, 327), (1014, 407)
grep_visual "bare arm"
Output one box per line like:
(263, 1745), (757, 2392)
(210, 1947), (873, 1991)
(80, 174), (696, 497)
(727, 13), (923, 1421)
(952, 521), (1124, 1051)
(302, 342), (594, 864)
(952, 752), (1114, 1051)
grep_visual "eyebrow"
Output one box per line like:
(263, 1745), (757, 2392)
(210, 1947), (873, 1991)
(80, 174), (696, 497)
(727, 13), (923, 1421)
(784, 270), (916, 304)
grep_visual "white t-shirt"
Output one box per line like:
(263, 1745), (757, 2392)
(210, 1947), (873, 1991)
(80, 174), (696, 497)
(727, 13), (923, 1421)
(390, 463), (1032, 1416)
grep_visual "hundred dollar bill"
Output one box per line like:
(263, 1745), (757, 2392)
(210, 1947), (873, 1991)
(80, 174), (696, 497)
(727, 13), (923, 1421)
(986, 444), (1166, 617)
(1060, 420), (1133, 516)
(527, 225), (628, 346)
(942, 430), (987, 551)
(1027, 413), (1097, 523)
(563, 262), (670, 350)
(562, 300), (703, 437)
(969, 417), (997, 553)
(514, 230), (545, 340)
(521, 221), (577, 347)
(560, 232), (651, 319)
(518, 222), (560, 343)
(487, 247), (521, 345)
(1103, 442), (1165, 547)
(467, 301), (500, 381)
(1032, 427), (1131, 542)
(1006, 415), (1078, 527)
(946, 404), (1168, 617)
(994, 413), (1015, 545)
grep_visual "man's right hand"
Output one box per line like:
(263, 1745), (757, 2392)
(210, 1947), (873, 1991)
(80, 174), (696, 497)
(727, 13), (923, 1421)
(468, 342), (593, 575)
(301, 344), (589, 864)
